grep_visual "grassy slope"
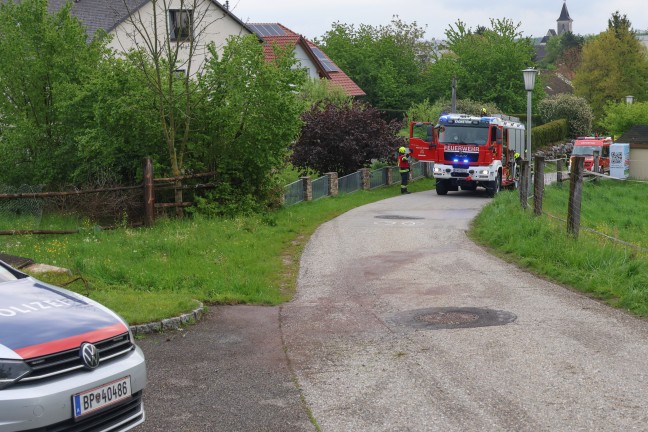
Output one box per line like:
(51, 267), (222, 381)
(469, 179), (648, 316)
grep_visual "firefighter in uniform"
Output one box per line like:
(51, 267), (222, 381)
(398, 146), (411, 194)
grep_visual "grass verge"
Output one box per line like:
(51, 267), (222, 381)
(469, 179), (648, 316)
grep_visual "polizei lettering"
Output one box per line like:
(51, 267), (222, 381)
(0, 299), (75, 317)
(445, 145), (479, 153)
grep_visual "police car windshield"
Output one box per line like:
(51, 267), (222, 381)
(439, 125), (488, 145)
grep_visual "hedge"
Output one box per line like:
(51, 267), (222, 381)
(531, 118), (568, 149)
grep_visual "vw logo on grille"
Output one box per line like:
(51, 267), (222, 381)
(80, 343), (101, 369)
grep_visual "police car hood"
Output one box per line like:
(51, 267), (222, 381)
(0, 278), (128, 360)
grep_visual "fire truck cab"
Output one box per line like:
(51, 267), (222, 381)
(569, 136), (613, 173)
(409, 113), (525, 197)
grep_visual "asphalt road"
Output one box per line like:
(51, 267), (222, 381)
(137, 188), (648, 431)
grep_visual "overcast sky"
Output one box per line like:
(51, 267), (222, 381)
(228, 0), (648, 41)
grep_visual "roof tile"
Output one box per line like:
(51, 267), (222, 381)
(250, 22), (365, 97)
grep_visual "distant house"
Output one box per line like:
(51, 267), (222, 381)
(48, 0), (255, 73)
(248, 23), (365, 97)
(615, 125), (648, 179)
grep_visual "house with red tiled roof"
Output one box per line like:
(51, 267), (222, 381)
(248, 23), (365, 97)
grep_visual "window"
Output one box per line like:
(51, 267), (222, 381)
(169, 9), (193, 41)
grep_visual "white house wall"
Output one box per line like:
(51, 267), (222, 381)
(630, 148), (648, 180)
(292, 44), (319, 79)
(108, 0), (251, 74)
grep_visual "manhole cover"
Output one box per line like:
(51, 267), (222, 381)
(390, 307), (517, 330)
(415, 311), (479, 325)
(374, 215), (424, 220)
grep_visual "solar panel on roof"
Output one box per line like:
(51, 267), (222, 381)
(249, 24), (285, 37)
(311, 47), (338, 72)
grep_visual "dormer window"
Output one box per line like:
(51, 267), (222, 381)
(169, 9), (193, 41)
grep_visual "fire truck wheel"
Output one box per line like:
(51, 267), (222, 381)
(435, 180), (448, 195)
(487, 173), (501, 197)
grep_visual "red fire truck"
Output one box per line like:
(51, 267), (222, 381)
(409, 113), (526, 196)
(569, 136), (613, 173)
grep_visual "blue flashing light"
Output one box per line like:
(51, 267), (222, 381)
(453, 158), (459, 162)
(463, 159), (469, 163)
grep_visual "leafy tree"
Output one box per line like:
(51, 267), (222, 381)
(406, 98), (500, 123)
(291, 102), (404, 176)
(425, 19), (540, 113)
(599, 102), (648, 137)
(0, 0), (105, 186)
(118, 0), (224, 215)
(299, 78), (352, 109)
(318, 17), (434, 111)
(57, 53), (166, 185)
(538, 94), (592, 137)
(573, 12), (648, 120)
(197, 36), (306, 213)
(541, 32), (585, 69)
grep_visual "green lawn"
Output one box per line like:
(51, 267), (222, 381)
(469, 179), (648, 315)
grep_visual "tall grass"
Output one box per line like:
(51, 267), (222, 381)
(470, 179), (648, 316)
(2, 180), (434, 324)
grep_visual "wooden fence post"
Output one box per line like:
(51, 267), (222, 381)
(593, 150), (600, 177)
(143, 158), (155, 227)
(518, 160), (529, 210)
(533, 156), (545, 216)
(557, 158), (564, 184)
(567, 156), (584, 238)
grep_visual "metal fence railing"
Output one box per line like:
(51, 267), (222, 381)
(312, 176), (329, 201)
(390, 167), (401, 184)
(370, 168), (388, 189)
(338, 172), (361, 195)
(284, 180), (303, 207)
(282, 162), (434, 206)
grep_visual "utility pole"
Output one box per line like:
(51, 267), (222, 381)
(451, 77), (457, 113)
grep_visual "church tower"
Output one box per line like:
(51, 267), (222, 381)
(557, 1), (573, 35)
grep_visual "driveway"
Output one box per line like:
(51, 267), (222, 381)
(139, 188), (648, 431)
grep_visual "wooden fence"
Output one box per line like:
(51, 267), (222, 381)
(0, 158), (216, 234)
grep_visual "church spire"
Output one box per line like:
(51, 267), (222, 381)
(557, 1), (573, 35)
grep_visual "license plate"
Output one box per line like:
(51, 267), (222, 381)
(454, 168), (468, 173)
(73, 376), (131, 418)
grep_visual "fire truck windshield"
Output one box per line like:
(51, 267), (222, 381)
(438, 125), (489, 145)
(572, 146), (601, 156)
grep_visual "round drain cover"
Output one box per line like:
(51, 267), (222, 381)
(415, 311), (479, 325)
(390, 307), (516, 330)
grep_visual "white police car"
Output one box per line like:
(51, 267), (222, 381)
(0, 260), (146, 431)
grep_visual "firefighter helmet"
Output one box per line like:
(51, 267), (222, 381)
(399, 146), (407, 153)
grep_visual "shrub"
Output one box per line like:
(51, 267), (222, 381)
(538, 94), (593, 137)
(531, 119), (569, 149)
(291, 101), (405, 176)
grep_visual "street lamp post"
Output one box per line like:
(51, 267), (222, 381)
(522, 68), (538, 163)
